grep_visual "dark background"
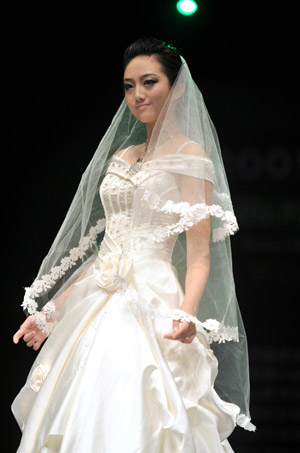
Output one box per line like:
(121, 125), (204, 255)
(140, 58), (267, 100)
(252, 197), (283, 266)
(6, 1), (299, 451)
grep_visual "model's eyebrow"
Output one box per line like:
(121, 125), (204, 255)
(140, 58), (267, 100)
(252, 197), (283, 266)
(123, 73), (159, 82)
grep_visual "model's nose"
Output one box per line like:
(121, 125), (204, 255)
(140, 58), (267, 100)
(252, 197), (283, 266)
(135, 85), (145, 102)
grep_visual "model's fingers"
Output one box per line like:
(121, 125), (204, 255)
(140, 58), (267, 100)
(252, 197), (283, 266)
(172, 320), (190, 339)
(21, 317), (34, 330)
(13, 330), (22, 344)
(173, 319), (180, 330)
(164, 319), (196, 341)
(24, 331), (35, 343)
(164, 322), (188, 340)
(13, 326), (27, 343)
(163, 319), (181, 339)
(172, 320), (181, 336)
(173, 322), (196, 341)
(13, 318), (34, 344)
(33, 341), (42, 351)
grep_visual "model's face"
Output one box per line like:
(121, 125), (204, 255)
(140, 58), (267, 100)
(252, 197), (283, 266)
(123, 55), (171, 127)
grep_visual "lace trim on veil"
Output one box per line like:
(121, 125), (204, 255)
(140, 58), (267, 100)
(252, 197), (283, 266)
(165, 309), (239, 344)
(21, 218), (106, 335)
(21, 192), (238, 334)
(123, 287), (255, 431)
(21, 189), (238, 335)
(141, 190), (238, 242)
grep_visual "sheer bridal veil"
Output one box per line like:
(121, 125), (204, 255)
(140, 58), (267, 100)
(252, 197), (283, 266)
(20, 50), (254, 431)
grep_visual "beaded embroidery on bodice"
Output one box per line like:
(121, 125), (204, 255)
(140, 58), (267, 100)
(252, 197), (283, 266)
(100, 156), (148, 239)
(99, 155), (179, 259)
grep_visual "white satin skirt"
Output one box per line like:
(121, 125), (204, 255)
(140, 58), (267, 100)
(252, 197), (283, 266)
(12, 251), (240, 452)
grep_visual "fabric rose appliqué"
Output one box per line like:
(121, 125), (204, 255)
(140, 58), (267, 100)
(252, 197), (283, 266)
(30, 364), (50, 392)
(93, 251), (134, 291)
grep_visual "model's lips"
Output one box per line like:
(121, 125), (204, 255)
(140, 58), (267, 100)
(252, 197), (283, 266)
(136, 104), (150, 109)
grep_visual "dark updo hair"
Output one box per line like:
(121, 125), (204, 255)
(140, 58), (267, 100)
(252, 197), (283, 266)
(123, 37), (182, 87)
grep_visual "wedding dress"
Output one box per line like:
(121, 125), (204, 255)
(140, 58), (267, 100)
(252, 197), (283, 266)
(12, 149), (241, 452)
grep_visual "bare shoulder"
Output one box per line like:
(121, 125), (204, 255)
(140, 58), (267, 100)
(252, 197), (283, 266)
(175, 134), (208, 158)
(115, 148), (127, 157)
(115, 147), (133, 162)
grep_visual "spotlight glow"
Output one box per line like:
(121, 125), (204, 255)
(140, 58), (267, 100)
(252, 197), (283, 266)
(176, 0), (198, 16)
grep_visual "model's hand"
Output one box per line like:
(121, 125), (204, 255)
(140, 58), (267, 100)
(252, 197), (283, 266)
(13, 317), (46, 351)
(164, 318), (197, 344)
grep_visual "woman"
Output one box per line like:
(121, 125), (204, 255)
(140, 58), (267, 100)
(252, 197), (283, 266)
(12, 38), (255, 452)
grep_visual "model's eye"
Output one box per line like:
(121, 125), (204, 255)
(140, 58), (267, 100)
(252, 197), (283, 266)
(124, 83), (133, 91)
(144, 79), (158, 86)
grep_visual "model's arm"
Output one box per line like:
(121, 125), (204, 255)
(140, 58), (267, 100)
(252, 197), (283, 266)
(164, 143), (213, 344)
(180, 216), (211, 317)
(164, 216), (211, 344)
(13, 267), (89, 350)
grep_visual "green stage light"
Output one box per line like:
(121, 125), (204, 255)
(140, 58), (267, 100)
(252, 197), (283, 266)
(176, 0), (198, 16)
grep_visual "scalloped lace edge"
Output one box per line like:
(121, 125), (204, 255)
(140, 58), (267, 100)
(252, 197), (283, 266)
(21, 195), (238, 333)
(161, 309), (239, 344)
(29, 306), (240, 342)
(141, 191), (238, 243)
(21, 218), (106, 328)
(237, 414), (256, 432)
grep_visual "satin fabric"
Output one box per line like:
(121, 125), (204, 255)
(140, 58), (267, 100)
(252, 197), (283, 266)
(12, 155), (240, 452)
(12, 248), (239, 452)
